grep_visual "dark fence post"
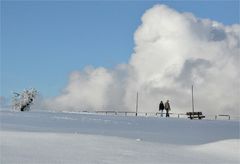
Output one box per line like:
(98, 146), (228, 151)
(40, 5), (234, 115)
(135, 92), (139, 116)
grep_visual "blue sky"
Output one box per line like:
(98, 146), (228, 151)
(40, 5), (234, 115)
(1, 1), (239, 99)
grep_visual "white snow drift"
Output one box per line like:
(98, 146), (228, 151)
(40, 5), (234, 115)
(0, 110), (239, 164)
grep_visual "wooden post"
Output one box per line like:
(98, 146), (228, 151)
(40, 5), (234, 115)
(135, 92), (138, 116)
(192, 85), (195, 113)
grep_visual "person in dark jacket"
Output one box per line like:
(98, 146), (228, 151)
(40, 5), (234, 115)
(164, 100), (171, 117)
(159, 101), (165, 117)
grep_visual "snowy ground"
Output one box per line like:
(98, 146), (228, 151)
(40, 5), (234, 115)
(0, 110), (239, 164)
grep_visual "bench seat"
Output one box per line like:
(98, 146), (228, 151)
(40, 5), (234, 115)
(186, 112), (205, 119)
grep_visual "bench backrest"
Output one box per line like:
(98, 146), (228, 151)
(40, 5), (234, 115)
(186, 112), (202, 115)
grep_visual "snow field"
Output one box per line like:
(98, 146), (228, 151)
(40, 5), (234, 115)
(0, 110), (239, 164)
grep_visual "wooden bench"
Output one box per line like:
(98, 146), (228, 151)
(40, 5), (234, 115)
(186, 112), (205, 119)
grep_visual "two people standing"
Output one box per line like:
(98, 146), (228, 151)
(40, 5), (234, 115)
(159, 100), (171, 117)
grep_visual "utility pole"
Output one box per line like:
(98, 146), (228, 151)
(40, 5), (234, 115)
(192, 85), (195, 113)
(135, 92), (138, 116)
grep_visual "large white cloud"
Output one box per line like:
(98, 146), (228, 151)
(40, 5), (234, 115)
(45, 65), (129, 111)
(45, 5), (239, 115)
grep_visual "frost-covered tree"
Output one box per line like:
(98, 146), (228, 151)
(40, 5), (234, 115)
(12, 88), (38, 111)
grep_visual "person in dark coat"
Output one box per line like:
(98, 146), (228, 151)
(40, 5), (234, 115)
(159, 101), (164, 117)
(164, 100), (171, 117)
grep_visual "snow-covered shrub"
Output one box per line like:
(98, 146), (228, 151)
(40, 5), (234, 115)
(12, 88), (38, 111)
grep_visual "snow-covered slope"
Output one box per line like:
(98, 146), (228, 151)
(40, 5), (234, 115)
(0, 110), (239, 164)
